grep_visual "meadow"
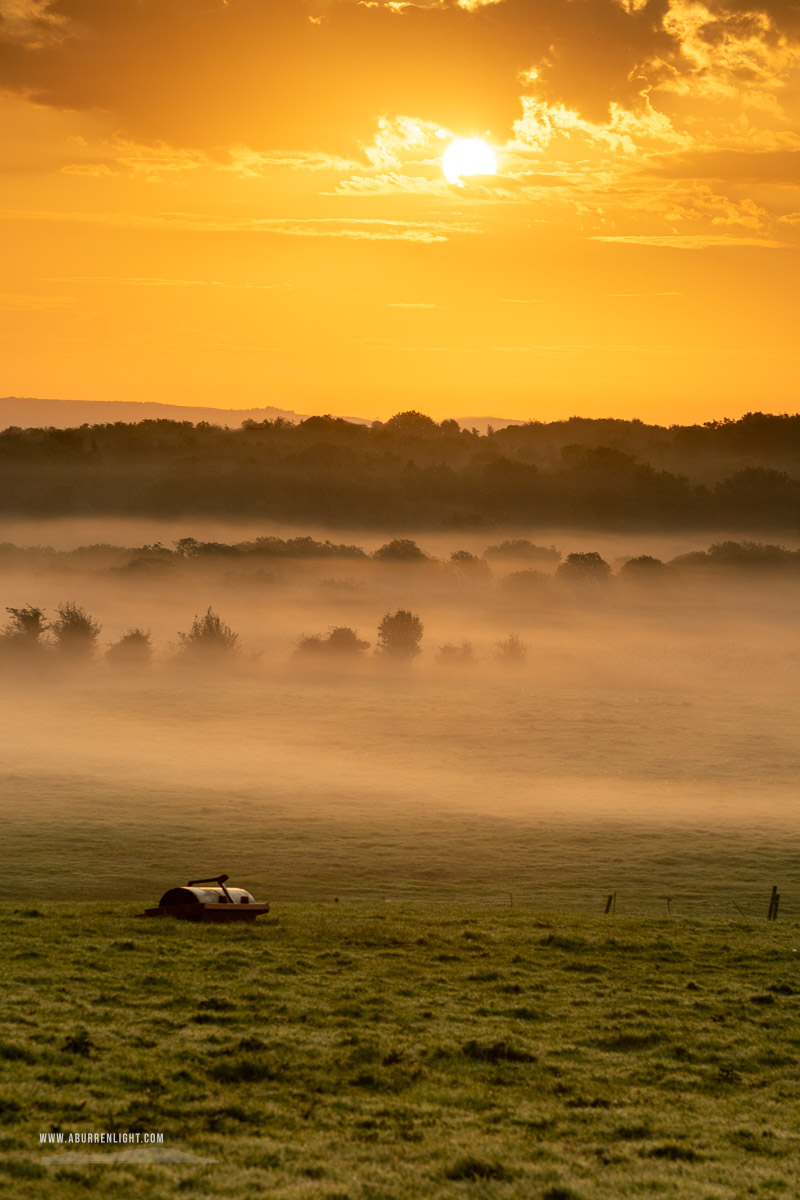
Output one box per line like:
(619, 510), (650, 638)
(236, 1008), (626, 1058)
(3, 903), (800, 1200)
(2, 520), (799, 1197)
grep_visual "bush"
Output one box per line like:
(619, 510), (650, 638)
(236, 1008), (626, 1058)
(51, 602), (101, 659)
(495, 633), (528, 665)
(436, 640), (474, 666)
(177, 607), (238, 660)
(106, 628), (153, 669)
(1, 605), (48, 663)
(295, 627), (370, 657)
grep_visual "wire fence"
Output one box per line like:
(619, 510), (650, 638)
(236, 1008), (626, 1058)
(263, 883), (799, 921)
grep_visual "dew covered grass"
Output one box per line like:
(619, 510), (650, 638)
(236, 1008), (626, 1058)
(3, 903), (800, 1199)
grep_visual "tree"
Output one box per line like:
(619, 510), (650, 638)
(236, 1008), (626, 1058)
(618, 555), (674, 581)
(376, 609), (423, 658)
(556, 552), (611, 587)
(373, 539), (429, 563)
(450, 550), (491, 580)
(177, 607), (238, 660)
(494, 633), (528, 666)
(295, 627), (370, 658)
(498, 569), (553, 599)
(51, 602), (101, 659)
(383, 410), (440, 435)
(484, 539), (561, 564)
(106, 628), (153, 669)
(3, 605), (47, 648)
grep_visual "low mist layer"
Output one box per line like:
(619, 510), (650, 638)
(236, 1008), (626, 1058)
(2, 524), (798, 910)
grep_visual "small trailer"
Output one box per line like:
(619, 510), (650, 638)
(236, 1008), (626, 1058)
(141, 874), (269, 922)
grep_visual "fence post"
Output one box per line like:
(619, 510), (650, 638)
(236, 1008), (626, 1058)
(767, 886), (779, 921)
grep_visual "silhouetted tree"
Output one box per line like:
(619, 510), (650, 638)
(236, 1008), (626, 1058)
(556, 552), (612, 587)
(3, 605), (47, 649)
(376, 609), (423, 658)
(177, 607), (238, 660)
(106, 628), (153, 669)
(494, 633), (528, 665)
(450, 550), (491, 580)
(707, 540), (794, 569)
(51, 602), (101, 659)
(373, 539), (429, 562)
(618, 555), (668, 575)
(484, 539), (561, 563)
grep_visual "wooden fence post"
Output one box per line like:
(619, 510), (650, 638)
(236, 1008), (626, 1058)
(767, 886), (779, 921)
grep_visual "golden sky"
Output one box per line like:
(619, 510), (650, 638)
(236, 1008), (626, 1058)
(1, 0), (799, 422)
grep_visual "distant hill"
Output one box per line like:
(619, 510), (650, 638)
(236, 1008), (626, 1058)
(455, 416), (527, 434)
(0, 396), (328, 429)
(0, 397), (525, 433)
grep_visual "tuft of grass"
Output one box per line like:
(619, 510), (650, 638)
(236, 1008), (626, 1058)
(444, 1156), (511, 1181)
(646, 1143), (701, 1162)
(61, 1029), (93, 1057)
(462, 1039), (536, 1064)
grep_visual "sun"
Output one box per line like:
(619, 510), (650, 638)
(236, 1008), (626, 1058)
(442, 137), (497, 185)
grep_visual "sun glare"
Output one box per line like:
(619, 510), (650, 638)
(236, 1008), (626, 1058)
(442, 137), (497, 185)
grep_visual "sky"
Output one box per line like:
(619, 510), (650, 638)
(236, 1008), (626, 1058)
(1, 0), (798, 423)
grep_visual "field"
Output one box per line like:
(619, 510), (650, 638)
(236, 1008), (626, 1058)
(2, 521), (799, 1197)
(3, 903), (800, 1200)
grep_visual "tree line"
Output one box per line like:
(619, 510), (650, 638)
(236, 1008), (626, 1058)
(3, 539), (797, 675)
(0, 600), (537, 671)
(0, 409), (799, 528)
(2, 535), (799, 575)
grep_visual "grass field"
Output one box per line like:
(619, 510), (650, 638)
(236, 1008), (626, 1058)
(3, 903), (800, 1199)
(3, 548), (798, 1199)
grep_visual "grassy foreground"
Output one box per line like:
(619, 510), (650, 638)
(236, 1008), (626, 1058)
(2, 903), (799, 1200)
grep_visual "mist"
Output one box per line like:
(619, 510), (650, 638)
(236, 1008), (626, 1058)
(2, 520), (798, 913)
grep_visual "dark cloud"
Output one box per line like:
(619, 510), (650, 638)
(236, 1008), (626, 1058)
(648, 148), (800, 183)
(0, 0), (677, 151)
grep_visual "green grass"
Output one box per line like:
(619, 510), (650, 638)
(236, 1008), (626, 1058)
(3, 903), (800, 1199)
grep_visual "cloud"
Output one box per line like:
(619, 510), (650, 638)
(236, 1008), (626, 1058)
(50, 276), (286, 290)
(328, 171), (450, 196)
(0, 209), (479, 242)
(387, 301), (438, 307)
(0, 0), (70, 44)
(58, 137), (359, 182)
(643, 0), (800, 114)
(0, 0), (721, 151)
(591, 233), (789, 247)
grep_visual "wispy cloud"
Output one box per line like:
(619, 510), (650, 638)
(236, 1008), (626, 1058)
(607, 291), (682, 297)
(61, 138), (360, 182)
(388, 301), (438, 308)
(0, 210), (479, 242)
(591, 234), (789, 248)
